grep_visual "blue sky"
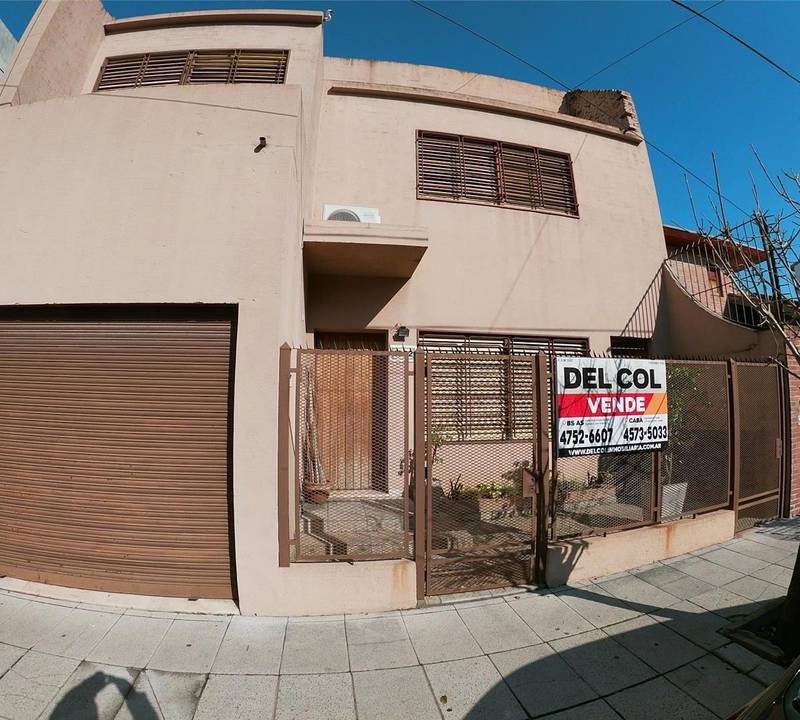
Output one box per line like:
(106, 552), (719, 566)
(3, 1), (799, 230)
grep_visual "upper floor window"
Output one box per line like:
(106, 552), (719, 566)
(94, 49), (288, 91)
(416, 130), (579, 217)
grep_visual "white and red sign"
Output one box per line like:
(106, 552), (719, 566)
(555, 357), (669, 457)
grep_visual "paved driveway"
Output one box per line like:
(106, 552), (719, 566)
(0, 520), (797, 720)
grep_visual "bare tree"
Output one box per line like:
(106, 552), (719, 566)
(684, 154), (800, 659)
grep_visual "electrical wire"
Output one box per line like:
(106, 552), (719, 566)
(575, 0), (725, 88)
(671, 0), (800, 86)
(409, 0), (749, 217)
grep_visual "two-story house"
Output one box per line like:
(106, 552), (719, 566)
(0, 1), (788, 615)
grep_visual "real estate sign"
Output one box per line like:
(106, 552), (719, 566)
(555, 357), (669, 457)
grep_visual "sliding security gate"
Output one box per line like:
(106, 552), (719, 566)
(0, 316), (235, 599)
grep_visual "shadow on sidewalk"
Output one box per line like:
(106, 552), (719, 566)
(48, 670), (158, 720)
(461, 581), (790, 720)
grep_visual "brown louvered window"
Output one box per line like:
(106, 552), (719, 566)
(417, 131), (578, 217)
(419, 332), (588, 441)
(95, 49), (288, 91)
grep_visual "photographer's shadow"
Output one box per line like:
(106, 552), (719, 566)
(49, 669), (158, 720)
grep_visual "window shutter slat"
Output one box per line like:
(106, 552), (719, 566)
(233, 51), (289, 83)
(417, 131), (578, 217)
(189, 51), (236, 84)
(95, 50), (289, 91)
(95, 55), (149, 90)
(417, 133), (463, 199)
(419, 333), (588, 441)
(139, 52), (188, 87)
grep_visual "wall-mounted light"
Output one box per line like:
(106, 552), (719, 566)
(254, 137), (267, 153)
(392, 325), (410, 342)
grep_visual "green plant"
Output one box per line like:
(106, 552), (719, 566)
(447, 475), (464, 499)
(661, 364), (712, 482)
(462, 481), (519, 500)
(404, 424), (447, 479)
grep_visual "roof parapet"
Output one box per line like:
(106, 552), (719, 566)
(105, 9), (325, 35)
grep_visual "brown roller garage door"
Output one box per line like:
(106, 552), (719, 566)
(0, 317), (235, 599)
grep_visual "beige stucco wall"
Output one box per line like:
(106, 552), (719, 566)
(656, 270), (780, 359)
(83, 21), (324, 217)
(311, 61), (667, 354)
(324, 57), (567, 114)
(0, 84), (307, 614)
(0, 0), (109, 107)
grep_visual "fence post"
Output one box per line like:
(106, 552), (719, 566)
(729, 359), (741, 516)
(413, 350), (426, 601)
(534, 353), (551, 584)
(653, 452), (661, 525)
(549, 353), (560, 541)
(277, 343), (291, 568)
(777, 362), (791, 518)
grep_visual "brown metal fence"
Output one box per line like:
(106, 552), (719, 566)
(422, 352), (546, 595)
(658, 361), (731, 521)
(277, 346), (787, 596)
(735, 362), (783, 532)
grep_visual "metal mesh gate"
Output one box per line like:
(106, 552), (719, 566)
(660, 361), (731, 520)
(289, 349), (412, 561)
(736, 362), (782, 531)
(424, 353), (543, 595)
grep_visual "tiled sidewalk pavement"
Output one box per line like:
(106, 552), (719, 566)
(0, 520), (797, 720)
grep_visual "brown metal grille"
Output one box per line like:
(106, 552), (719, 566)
(418, 333), (586, 443)
(738, 363), (781, 502)
(416, 131), (578, 216)
(290, 349), (411, 561)
(0, 320), (234, 599)
(96, 49), (288, 91)
(660, 361), (730, 520)
(425, 353), (540, 595)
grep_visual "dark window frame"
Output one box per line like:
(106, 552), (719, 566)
(416, 130), (580, 218)
(707, 265), (725, 296)
(609, 336), (650, 358)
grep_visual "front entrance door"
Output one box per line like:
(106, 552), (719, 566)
(313, 332), (388, 492)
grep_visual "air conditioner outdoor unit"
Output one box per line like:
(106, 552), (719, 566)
(324, 204), (381, 224)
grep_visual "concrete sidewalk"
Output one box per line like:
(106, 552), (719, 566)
(0, 520), (797, 720)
